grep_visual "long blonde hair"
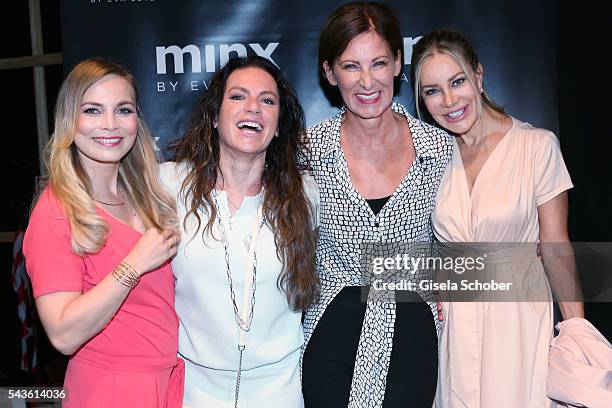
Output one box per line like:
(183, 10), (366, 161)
(410, 28), (506, 127)
(45, 57), (177, 255)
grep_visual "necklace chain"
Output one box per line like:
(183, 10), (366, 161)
(212, 190), (264, 408)
(217, 180), (262, 212)
(93, 198), (125, 206)
(93, 188), (136, 216)
(213, 191), (262, 331)
(222, 231), (258, 332)
(226, 195), (241, 211)
(119, 188), (137, 216)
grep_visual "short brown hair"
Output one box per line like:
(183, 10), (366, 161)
(319, 2), (403, 72)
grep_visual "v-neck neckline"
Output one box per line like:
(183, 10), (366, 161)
(96, 205), (144, 236)
(455, 117), (515, 199)
(336, 109), (426, 215)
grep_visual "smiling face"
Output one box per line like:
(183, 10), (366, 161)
(418, 52), (483, 136)
(215, 67), (280, 160)
(323, 31), (401, 122)
(73, 74), (138, 170)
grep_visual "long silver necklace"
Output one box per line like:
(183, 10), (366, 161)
(212, 190), (264, 408)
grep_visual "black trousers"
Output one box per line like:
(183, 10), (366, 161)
(302, 287), (438, 408)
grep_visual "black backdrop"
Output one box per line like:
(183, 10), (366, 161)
(4, 0), (609, 388)
(61, 0), (560, 157)
(59, 0), (611, 338)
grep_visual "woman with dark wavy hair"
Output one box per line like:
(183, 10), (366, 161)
(160, 55), (319, 408)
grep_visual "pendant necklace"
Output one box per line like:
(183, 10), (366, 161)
(212, 189), (264, 408)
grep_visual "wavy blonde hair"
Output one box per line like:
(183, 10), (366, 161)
(44, 57), (177, 255)
(410, 28), (506, 127)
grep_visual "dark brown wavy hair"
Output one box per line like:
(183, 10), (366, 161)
(171, 55), (319, 310)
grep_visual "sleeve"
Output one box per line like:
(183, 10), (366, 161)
(158, 161), (181, 198)
(159, 161), (193, 204)
(534, 131), (574, 206)
(302, 172), (320, 230)
(23, 191), (85, 297)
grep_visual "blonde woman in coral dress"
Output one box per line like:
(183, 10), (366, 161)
(24, 59), (183, 407)
(411, 29), (584, 407)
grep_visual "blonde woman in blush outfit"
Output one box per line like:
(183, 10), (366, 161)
(411, 28), (584, 407)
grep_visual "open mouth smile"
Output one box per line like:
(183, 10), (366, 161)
(356, 92), (381, 103)
(92, 137), (123, 146)
(236, 121), (263, 132)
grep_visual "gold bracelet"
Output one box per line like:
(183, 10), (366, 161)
(113, 268), (135, 289)
(118, 261), (140, 287)
(112, 266), (139, 288)
(118, 260), (139, 280)
(111, 260), (140, 288)
(112, 269), (138, 288)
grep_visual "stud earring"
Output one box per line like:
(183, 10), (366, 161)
(479, 87), (484, 94)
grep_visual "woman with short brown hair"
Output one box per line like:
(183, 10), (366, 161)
(302, 3), (453, 407)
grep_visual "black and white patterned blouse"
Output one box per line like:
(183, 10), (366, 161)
(303, 102), (453, 408)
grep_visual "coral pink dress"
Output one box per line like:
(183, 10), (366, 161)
(23, 188), (184, 407)
(433, 118), (574, 407)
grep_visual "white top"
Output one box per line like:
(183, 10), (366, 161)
(159, 162), (319, 406)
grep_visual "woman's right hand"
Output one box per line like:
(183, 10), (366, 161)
(123, 228), (180, 276)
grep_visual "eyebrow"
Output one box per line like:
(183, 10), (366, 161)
(227, 86), (278, 98)
(80, 101), (136, 107)
(338, 55), (390, 64)
(421, 70), (465, 89)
